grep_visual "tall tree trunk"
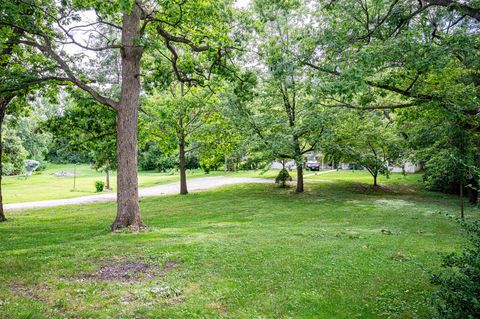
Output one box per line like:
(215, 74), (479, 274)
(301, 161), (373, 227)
(111, 4), (144, 231)
(0, 102), (8, 222)
(105, 159), (110, 190)
(0, 96), (13, 222)
(179, 135), (188, 195)
(293, 137), (304, 193)
(224, 155), (227, 173)
(296, 163), (304, 193)
(373, 174), (378, 187)
(178, 82), (188, 195)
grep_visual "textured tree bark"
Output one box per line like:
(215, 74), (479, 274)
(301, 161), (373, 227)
(178, 82), (188, 195)
(111, 4), (144, 231)
(0, 96), (13, 222)
(293, 137), (304, 193)
(0, 101), (8, 222)
(179, 136), (188, 195)
(105, 159), (110, 190)
(296, 163), (304, 193)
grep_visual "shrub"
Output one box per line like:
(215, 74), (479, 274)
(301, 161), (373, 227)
(138, 142), (177, 172)
(185, 155), (201, 170)
(430, 221), (480, 318)
(156, 155), (177, 172)
(2, 163), (17, 176)
(275, 168), (292, 187)
(422, 153), (462, 194)
(95, 180), (105, 192)
(35, 161), (48, 172)
(200, 163), (211, 174)
(3, 127), (28, 175)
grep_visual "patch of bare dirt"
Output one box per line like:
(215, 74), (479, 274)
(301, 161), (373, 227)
(352, 183), (393, 192)
(209, 301), (228, 315)
(9, 281), (48, 301)
(81, 260), (177, 282)
(352, 183), (416, 194)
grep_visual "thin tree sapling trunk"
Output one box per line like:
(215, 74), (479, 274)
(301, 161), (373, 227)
(105, 159), (110, 190)
(366, 166), (378, 187)
(179, 135), (188, 195)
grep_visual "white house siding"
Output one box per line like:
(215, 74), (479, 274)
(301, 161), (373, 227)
(271, 160), (296, 170)
(271, 159), (422, 174)
(389, 162), (422, 173)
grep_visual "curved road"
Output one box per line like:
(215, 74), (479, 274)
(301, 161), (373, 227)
(5, 176), (273, 211)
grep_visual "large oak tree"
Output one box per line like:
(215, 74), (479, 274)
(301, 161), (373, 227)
(1, 0), (235, 230)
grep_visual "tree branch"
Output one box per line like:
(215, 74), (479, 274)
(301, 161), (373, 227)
(16, 35), (119, 110)
(0, 76), (71, 94)
(157, 25), (210, 52)
(423, 0), (480, 21)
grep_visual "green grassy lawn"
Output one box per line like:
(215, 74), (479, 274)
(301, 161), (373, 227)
(1, 173), (476, 318)
(2, 164), (276, 204)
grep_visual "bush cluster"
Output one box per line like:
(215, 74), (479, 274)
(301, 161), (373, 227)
(275, 168), (292, 187)
(431, 221), (480, 318)
(95, 180), (105, 192)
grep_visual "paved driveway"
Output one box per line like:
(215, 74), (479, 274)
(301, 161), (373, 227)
(5, 176), (273, 211)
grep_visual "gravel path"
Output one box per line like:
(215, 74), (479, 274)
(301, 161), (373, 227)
(5, 176), (273, 211)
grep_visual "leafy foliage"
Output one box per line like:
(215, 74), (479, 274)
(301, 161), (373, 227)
(138, 142), (176, 172)
(431, 221), (480, 319)
(43, 91), (116, 171)
(323, 111), (404, 186)
(95, 180), (105, 192)
(223, 3), (334, 192)
(399, 104), (478, 195)
(2, 126), (28, 175)
(2, 101), (52, 176)
(305, 0), (480, 194)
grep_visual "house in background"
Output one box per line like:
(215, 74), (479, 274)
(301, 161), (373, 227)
(270, 152), (341, 171)
(388, 162), (422, 174)
(271, 151), (422, 173)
